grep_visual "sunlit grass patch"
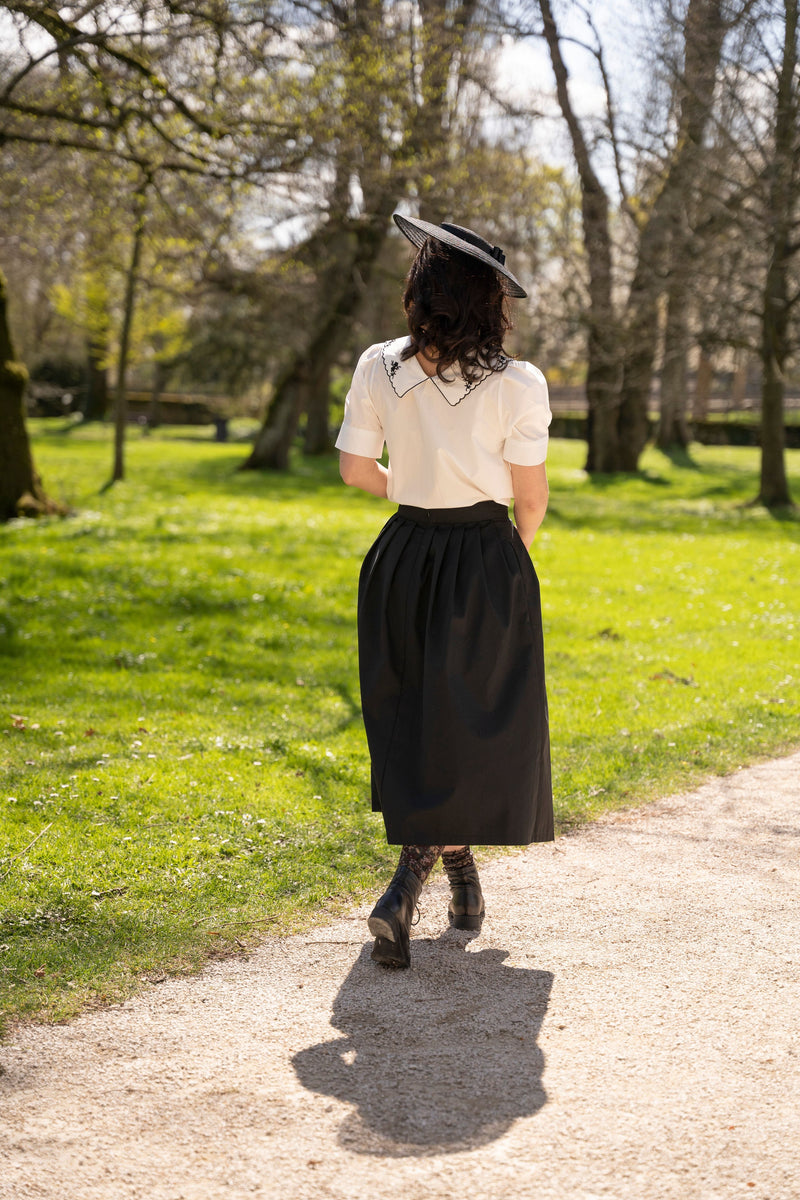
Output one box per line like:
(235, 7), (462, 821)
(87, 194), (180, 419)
(0, 422), (798, 1032)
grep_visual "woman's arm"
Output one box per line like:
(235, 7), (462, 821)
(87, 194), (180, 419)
(510, 462), (549, 550)
(339, 451), (389, 499)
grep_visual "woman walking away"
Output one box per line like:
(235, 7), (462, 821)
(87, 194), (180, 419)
(336, 214), (553, 968)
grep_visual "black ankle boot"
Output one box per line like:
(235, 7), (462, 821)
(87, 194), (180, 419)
(368, 864), (423, 969)
(444, 860), (485, 931)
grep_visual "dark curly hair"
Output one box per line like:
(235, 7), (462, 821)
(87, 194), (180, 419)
(401, 238), (513, 385)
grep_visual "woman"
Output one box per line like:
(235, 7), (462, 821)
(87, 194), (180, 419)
(336, 214), (553, 969)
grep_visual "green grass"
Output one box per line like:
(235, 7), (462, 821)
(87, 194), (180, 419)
(1, 420), (799, 1034)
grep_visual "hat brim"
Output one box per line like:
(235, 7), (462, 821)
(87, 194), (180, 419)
(393, 213), (527, 299)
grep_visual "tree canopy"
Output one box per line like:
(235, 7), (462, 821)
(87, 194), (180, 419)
(1, 0), (798, 514)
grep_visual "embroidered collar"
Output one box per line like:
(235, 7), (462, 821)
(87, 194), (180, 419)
(381, 336), (491, 408)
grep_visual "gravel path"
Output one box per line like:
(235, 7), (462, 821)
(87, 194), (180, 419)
(2, 752), (799, 1200)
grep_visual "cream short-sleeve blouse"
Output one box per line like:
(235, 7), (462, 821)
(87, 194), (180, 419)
(334, 335), (552, 508)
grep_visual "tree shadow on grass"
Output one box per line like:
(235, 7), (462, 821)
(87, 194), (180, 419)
(292, 938), (553, 1156)
(580, 468), (672, 490)
(169, 442), (355, 500)
(184, 456), (338, 495)
(654, 445), (703, 471)
(758, 501), (800, 525)
(544, 455), (800, 533)
(34, 422), (351, 503)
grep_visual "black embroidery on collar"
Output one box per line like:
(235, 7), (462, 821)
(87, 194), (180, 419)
(381, 339), (506, 407)
(438, 374), (480, 407)
(381, 340), (418, 398)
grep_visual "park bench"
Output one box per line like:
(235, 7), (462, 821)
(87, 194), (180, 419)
(26, 386), (233, 440)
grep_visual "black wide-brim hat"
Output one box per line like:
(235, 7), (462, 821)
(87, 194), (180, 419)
(393, 212), (527, 299)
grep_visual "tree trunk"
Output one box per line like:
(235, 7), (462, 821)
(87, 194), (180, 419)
(110, 179), (148, 483)
(693, 349), (713, 420)
(242, 362), (307, 472)
(539, 0), (621, 472)
(755, 0), (796, 508)
(303, 362), (332, 455)
(658, 239), (691, 450)
(0, 269), (63, 520)
(242, 0), (481, 472)
(617, 212), (666, 470)
(84, 335), (109, 421)
(585, 303), (622, 473)
(147, 360), (170, 430)
(241, 209), (392, 471)
(415, 0), (452, 224)
(658, 312), (690, 450)
(619, 0), (726, 469)
(731, 361), (748, 412)
(413, 0), (479, 224)
(759, 326), (790, 506)
(242, 0), (396, 472)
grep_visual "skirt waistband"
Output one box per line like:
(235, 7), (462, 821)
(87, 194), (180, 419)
(396, 501), (509, 526)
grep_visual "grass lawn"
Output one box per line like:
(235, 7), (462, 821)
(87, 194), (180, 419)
(1, 420), (798, 1034)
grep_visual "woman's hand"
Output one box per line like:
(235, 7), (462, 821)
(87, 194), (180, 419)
(510, 462), (549, 550)
(339, 452), (389, 499)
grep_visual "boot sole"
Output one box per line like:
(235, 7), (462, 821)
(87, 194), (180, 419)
(370, 935), (410, 968)
(449, 910), (485, 932)
(367, 913), (397, 941)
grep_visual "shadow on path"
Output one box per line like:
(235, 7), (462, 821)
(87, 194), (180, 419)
(292, 932), (553, 1157)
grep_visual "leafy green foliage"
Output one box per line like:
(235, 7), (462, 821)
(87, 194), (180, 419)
(0, 424), (798, 1032)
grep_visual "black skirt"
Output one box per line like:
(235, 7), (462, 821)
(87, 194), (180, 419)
(357, 501), (553, 846)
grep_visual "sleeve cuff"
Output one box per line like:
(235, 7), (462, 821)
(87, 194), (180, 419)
(335, 424), (385, 458)
(503, 435), (549, 466)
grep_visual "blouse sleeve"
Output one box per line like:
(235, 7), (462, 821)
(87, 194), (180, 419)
(501, 362), (552, 466)
(334, 348), (385, 459)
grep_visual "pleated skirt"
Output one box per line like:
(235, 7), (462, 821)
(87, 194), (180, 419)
(357, 500), (553, 846)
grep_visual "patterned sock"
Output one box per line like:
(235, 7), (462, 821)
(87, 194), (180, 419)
(442, 845), (475, 878)
(399, 844), (444, 884)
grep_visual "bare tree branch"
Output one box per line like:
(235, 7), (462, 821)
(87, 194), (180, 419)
(4, 2), (220, 136)
(571, 5), (637, 225)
